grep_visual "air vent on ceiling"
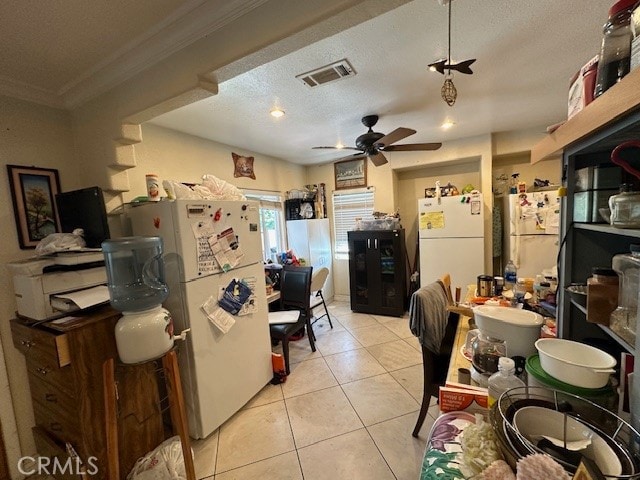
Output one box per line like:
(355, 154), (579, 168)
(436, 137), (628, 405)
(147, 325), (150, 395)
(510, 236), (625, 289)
(296, 59), (356, 88)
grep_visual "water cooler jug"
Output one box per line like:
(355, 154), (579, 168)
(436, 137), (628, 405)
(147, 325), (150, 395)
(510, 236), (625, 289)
(102, 236), (188, 364)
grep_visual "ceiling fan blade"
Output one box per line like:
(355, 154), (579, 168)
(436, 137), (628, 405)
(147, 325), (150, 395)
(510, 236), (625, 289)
(383, 143), (442, 152)
(375, 127), (416, 147)
(369, 152), (388, 167)
(312, 146), (362, 151)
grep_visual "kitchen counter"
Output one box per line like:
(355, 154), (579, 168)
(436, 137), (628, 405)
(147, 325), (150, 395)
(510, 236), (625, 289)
(446, 315), (472, 384)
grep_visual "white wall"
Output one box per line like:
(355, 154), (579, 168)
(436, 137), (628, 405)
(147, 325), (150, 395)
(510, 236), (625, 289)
(136, 123), (306, 200)
(0, 95), (79, 478)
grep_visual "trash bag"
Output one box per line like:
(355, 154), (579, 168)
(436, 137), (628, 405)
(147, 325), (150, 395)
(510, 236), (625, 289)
(35, 229), (86, 256)
(127, 436), (190, 480)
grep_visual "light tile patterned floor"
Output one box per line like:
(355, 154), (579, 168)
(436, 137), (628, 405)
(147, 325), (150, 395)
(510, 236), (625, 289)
(191, 301), (439, 480)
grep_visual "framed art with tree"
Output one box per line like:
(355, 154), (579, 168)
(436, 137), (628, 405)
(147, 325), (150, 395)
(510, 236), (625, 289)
(7, 165), (61, 248)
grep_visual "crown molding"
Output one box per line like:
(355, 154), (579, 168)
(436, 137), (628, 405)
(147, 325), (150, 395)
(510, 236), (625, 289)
(0, 74), (64, 109)
(61, 0), (268, 109)
(0, 0), (266, 110)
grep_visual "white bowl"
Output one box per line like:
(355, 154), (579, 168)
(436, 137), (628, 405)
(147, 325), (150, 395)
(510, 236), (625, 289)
(535, 338), (616, 389)
(473, 306), (543, 358)
(512, 406), (622, 476)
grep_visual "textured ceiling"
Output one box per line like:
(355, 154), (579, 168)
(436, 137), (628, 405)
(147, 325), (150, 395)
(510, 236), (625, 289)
(0, 0), (615, 166)
(149, 0), (613, 165)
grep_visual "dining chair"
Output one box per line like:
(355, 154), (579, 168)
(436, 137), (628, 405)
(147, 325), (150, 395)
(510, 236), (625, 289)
(268, 266), (315, 375)
(409, 273), (460, 437)
(309, 267), (333, 329)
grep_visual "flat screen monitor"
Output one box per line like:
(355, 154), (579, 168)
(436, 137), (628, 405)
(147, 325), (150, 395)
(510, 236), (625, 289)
(55, 186), (110, 248)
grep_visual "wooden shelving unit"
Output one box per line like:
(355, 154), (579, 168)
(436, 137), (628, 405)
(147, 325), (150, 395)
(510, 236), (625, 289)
(532, 67), (640, 164)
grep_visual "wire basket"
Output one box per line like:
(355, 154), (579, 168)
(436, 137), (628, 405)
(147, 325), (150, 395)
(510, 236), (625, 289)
(490, 386), (640, 478)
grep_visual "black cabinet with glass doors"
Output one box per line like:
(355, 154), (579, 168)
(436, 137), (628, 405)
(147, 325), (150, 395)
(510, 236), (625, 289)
(348, 229), (406, 316)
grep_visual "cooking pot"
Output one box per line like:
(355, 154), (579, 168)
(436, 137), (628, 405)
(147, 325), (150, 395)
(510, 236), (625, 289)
(535, 338), (616, 389)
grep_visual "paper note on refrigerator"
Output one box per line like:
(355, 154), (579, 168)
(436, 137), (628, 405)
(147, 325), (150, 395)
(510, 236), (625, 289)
(419, 211), (445, 230)
(191, 222), (218, 274)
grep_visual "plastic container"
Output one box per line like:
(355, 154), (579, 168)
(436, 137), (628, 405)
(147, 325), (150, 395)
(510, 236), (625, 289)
(594, 0), (636, 98)
(488, 357), (525, 407)
(473, 305), (544, 358)
(610, 244), (640, 344)
(504, 260), (517, 291)
(587, 267), (619, 325)
(534, 338), (617, 389)
(526, 354), (618, 412)
(101, 236), (169, 312)
(609, 184), (640, 228)
(471, 332), (507, 376)
(145, 174), (161, 201)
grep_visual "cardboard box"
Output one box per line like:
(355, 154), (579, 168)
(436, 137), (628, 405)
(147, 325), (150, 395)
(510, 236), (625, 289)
(439, 385), (488, 414)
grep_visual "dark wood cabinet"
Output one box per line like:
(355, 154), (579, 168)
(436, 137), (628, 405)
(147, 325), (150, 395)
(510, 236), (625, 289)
(11, 307), (167, 479)
(348, 229), (406, 316)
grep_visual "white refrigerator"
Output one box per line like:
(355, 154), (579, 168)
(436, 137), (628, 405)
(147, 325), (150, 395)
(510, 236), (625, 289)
(418, 194), (485, 292)
(127, 200), (272, 439)
(503, 192), (560, 278)
(286, 218), (333, 300)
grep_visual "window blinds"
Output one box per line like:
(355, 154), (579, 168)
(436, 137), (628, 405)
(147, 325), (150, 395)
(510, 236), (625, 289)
(332, 188), (374, 256)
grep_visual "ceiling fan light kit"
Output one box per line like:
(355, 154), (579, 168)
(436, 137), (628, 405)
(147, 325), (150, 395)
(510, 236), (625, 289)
(429, 0), (475, 107)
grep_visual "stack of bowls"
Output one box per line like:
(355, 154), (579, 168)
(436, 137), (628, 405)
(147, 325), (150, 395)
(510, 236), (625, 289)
(529, 338), (618, 411)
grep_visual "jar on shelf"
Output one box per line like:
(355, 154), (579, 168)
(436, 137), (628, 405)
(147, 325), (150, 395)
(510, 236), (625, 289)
(594, 0), (636, 98)
(586, 267), (619, 325)
(610, 244), (640, 345)
(609, 183), (640, 228)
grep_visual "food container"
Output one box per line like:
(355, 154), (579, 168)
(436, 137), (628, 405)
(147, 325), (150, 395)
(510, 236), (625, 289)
(534, 338), (617, 389)
(587, 267), (619, 325)
(473, 306), (544, 358)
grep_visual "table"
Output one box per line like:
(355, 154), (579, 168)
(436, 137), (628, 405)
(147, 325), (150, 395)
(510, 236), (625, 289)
(446, 315), (472, 384)
(267, 290), (281, 304)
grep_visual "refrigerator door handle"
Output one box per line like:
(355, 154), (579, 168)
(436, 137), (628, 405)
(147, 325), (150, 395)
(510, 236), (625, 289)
(374, 238), (378, 249)
(367, 238), (371, 249)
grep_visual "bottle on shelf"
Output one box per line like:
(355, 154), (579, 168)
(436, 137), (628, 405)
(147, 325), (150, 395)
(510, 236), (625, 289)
(487, 357), (526, 407)
(504, 260), (518, 292)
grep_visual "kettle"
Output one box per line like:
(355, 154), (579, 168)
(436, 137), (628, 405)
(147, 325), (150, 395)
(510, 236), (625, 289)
(477, 275), (494, 297)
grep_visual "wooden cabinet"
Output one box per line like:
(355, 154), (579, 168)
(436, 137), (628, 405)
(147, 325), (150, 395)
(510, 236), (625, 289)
(348, 229), (406, 316)
(11, 307), (166, 479)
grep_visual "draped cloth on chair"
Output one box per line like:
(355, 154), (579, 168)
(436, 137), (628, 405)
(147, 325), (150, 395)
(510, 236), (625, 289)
(409, 274), (460, 437)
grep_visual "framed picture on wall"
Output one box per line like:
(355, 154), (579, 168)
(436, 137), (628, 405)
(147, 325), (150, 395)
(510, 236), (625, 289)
(7, 165), (61, 249)
(334, 158), (367, 190)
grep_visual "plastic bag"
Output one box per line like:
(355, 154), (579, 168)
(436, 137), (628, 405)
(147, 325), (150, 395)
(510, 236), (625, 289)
(35, 229), (86, 256)
(127, 436), (190, 480)
(201, 174), (246, 200)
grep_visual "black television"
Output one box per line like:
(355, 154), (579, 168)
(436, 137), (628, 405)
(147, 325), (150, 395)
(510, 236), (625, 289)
(55, 186), (110, 248)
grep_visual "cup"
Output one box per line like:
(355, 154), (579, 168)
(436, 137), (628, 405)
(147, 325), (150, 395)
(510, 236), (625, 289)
(457, 368), (471, 385)
(146, 174), (161, 201)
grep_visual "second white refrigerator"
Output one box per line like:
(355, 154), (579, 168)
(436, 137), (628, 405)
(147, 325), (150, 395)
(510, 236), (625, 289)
(418, 194), (485, 292)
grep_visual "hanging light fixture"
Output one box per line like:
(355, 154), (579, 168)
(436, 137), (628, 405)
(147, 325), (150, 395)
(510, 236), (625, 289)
(428, 0), (476, 107)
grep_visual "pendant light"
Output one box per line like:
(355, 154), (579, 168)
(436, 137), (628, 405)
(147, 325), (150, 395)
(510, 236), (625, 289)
(428, 0), (476, 107)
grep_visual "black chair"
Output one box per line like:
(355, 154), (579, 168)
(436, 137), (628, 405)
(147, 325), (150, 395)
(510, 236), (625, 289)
(410, 274), (460, 437)
(269, 266), (315, 374)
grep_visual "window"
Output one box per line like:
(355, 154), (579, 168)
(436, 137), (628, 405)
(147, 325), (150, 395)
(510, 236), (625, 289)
(332, 188), (374, 259)
(244, 190), (286, 262)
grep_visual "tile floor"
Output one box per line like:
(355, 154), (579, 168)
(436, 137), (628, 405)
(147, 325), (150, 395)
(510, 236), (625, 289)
(191, 301), (441, 480)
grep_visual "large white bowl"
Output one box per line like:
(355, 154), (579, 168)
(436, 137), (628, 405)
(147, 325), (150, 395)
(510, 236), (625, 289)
(535, 338), (616, 389)
(473, 306), (543, 358)
(512, 406), (622, 476)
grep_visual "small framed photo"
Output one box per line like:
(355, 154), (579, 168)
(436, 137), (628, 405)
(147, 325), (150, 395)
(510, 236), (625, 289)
(7, 165), (61, 248)
(334, 158), (367, 190)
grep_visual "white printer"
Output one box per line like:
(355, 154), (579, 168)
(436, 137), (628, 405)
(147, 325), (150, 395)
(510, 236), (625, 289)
(8, 251), (108, 321)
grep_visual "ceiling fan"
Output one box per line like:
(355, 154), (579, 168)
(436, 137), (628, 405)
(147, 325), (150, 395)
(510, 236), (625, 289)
(312, 115), (442, 166)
